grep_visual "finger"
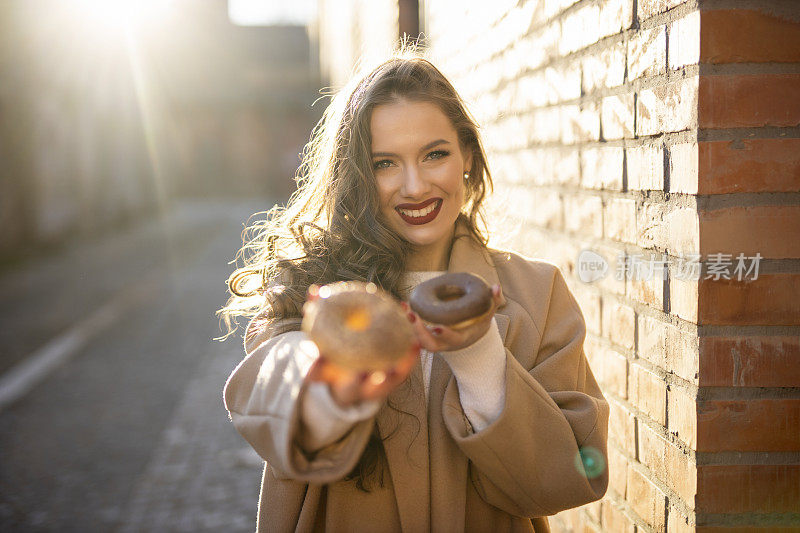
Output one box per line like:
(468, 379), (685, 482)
(490, 284), (503, 308)
(495, 284), (505, 309)
(391, 346), (420, 381)
(363, 344), (421, 398)
(410, 314), (442, 351)
(307, 284), (321, 302)
(425, 323), (466, 346)
(330, 370), (363, 407)
(360, 370), (391, 401)
(403, 306), (418, 327)
(407, 311), (429, 338)
(405, 341), (422, 364)
(312, 357), (354, 385)
(306, 356), (327, 382)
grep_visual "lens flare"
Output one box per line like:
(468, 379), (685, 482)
(574, 446), (606, 479)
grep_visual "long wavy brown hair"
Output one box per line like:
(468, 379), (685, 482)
(217, 45), (494, 490)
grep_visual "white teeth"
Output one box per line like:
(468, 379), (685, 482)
(398, 200), (438, 218)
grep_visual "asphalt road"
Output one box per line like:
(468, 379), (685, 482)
(0, 199), (272, 532)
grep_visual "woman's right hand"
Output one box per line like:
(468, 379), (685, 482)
(302, 286), (421, 409)
(305, 342), (420, 408)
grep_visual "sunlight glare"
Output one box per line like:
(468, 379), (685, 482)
(73, 0), (173, 32)
(228, 0), (315, 26)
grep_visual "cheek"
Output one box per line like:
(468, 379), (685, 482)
(375, 181), (394, 208)
(447, 172), (466, 208)
(440, 166), (465, 196)
(446, 158), (466, 184)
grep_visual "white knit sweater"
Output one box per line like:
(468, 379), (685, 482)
(299, 271), (507, 452)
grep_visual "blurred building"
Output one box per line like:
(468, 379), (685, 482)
(156, 1), (321, 200)
(314, 0), (422, 87)
(0, 0), (322, 258)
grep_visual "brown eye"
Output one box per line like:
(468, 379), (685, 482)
(373, 159), (392, 170)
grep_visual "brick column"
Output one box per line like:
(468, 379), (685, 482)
(685, 3), (800, 531)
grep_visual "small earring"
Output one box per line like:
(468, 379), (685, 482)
(463, 171), (470, 180)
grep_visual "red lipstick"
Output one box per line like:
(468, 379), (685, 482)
(395, 198), (442, 226)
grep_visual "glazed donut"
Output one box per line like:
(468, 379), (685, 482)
(301, 281), (415, 371)
(408, 272), (493, 329)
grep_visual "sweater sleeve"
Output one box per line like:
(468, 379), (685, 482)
(439, 317), (506, 432)
(223, 317), (376, 484)
(299, 382), (382, 452)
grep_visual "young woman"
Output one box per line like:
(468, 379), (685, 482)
(219, 49), (609, 532)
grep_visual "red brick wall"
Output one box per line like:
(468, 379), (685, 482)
(689, 3), (800, 532)
(424, 0), (800, 531)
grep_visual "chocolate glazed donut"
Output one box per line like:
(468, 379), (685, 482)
(409, 272), (493, 330)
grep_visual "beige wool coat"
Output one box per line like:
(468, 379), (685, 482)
(223, 219), (610, 532)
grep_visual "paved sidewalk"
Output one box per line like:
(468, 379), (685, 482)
(0, 199), (272, 532)
(118, 340), (263, 533)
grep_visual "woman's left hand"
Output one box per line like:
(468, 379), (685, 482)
(401, 284), (503, 352)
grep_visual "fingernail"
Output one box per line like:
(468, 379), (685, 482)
(407, 312), (416, 323)
(432, 327), (443, 335)
(369, 371), (387, 386)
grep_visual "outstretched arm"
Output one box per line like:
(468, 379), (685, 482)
(224, 306), (420, 483)
(223, 315), (376, 484)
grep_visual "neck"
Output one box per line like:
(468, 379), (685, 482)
(405, 233), (453, 272)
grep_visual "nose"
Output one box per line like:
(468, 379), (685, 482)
(400, 164), (429, 198)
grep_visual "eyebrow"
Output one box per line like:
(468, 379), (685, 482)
(371, 139), (451, 158)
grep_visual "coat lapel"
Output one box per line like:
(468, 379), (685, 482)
(377, 218), (510, 530)
(429, 219), (510, 529)
(428, 354), (468, 532)
(376, 361), (430, 532)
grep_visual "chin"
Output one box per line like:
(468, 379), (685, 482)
(397, 219), (455, 245)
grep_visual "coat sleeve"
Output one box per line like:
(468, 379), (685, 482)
(222, 311), (375, 484)
(441, 264), (609, 517)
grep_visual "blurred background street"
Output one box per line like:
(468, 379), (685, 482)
(0, 200), (268, 531)
(0, 0), (329, 530)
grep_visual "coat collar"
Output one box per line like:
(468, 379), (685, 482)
(376, 217), (510, 531)
(447, 217), (507, 309)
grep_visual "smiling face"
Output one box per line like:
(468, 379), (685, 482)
(370, 99), (472, 271)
